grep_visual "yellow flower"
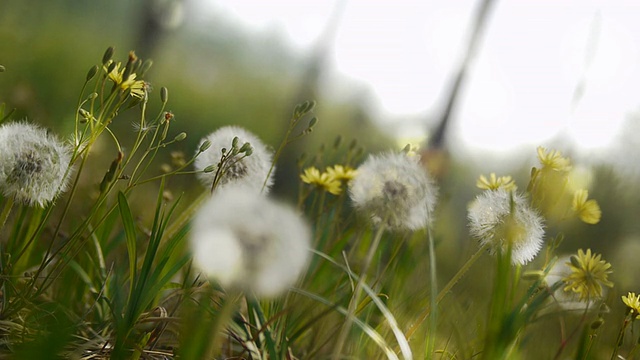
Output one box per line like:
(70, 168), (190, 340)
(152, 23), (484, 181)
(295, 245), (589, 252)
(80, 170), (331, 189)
(622, 292), (640, 319)
(476, 173), (517, 191)
(572, 189), (602, 224)
(104, 61), (147, 98)
(537, 146), (571, 172)
(326, 165), (357, 183)
(563, 249), (613, 301)
(300, 167), (342, 195)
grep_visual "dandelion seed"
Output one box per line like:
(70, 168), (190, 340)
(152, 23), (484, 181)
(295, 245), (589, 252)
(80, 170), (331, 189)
(476, 173), (517, 191)
(195, 126), (273, 193)
(300, 167), (342, 195)
(622, 292), (640, 319)
(190, 185), (310, 298)
(468, 189), (544, 265)
(0, 122), (73, 207)
(349, 152), (438, 230)
(563, 249), (613, 301)
(572, 189), (602, 224)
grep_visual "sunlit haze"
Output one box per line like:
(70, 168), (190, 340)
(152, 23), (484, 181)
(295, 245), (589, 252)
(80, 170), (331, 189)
(192, 0), (640, 154)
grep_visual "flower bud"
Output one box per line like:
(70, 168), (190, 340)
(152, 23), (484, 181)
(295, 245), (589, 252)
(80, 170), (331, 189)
(102, 46), (115, 65)
(86, 65), (99, 82)
(160, 87), (168, 103)
(174, 132), (187, 142)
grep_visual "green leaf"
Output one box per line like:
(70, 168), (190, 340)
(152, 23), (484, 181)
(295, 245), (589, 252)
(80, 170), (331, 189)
(118, 191), (137, 297)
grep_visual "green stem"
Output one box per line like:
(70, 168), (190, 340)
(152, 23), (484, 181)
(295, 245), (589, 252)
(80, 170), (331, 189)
(405, 243), (489, 340)
(0, 197), (14, 231)
(332, 224), (386, 359)
(425, 224), (438, 360)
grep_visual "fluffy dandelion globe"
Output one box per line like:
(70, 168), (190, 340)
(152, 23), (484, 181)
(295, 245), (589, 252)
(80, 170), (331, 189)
(190, 185), (311, 298)
(349, 152), (438, 230)
(468, 189), (544, 265)
(0, 122), (72, 207)
(195, 126), (273, 193)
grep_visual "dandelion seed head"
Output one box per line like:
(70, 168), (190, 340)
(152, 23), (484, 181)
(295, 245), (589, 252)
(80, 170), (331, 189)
(190, 185), (310, 298)
(349, 152), (438, 230)
(195, 126), (273, 193)
(0, 122), (73, 207)
(468, 189), (544, 265)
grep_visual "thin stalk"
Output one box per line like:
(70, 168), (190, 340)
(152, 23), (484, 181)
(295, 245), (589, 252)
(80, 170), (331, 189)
(405, 243), (489, 340)
(425, 224), (438, 360)
(332, 223), (386, 359)
(0, 197), (14, 231)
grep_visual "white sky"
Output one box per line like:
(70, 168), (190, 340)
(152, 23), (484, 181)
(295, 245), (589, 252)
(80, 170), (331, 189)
(191, 0), (640, 154)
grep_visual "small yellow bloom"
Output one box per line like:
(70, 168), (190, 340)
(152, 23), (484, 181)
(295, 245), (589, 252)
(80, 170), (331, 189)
(476, 173), (517, 191)
(300, 167), (342, 195)
(105, 61), (147, 98)
(622, 292), (640, 319)
(572, 189), (601, 224)
(326, 165), (357, 183)
(563, 249), (613, 301)
(537, 146), (571, 172)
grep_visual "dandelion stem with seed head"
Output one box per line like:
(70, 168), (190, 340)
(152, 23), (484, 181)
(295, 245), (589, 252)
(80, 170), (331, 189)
(332, 223), (386, 359)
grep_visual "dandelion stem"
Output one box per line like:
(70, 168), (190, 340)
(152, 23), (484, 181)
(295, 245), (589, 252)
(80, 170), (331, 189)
(405, 242), (489, 341)
(332, 223), (386, 359)
(425, 223), (438, 359)
(0, 197), (14, 231)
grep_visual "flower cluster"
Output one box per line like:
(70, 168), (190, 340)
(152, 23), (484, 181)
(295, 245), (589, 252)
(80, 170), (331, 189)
(190, 185), (310, 298)
(349, 151), (438, 230)
(300, 164), (356, 195)
(0, 122), (73, 207)
(194, 126), (273, 193)
(622, 292), (640, 319)
(529, 147), (601, 225)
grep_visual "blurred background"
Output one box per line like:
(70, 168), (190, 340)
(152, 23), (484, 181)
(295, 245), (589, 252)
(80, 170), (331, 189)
(2, 0), (640, 350)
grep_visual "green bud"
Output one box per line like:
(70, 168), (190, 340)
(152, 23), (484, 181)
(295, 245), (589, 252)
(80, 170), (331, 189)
(303, 100), (316, 113)
(244, 147), (253, 156)
(349, 139), (358, 150)
(100, 151), (124, 192)
(107, 61), (117, 74)
(88, 92), (98, 100)
(160, 87), (168, 103)
(86, 65), (99, 82)
(199, 140), (211, 152)
(139, 59), (153, 77)
(102, 46), (115, 65)
(174, 132), (187, 142)
(239, 142), (251, 153)
(569, 255), (581, 269)
(203, 165), (217, 173)
(0, 65), (6, 72)
(307, 116), (318, 129)
(232, 136), (239, 148)
(333, 135), (342, 149)
(221, 147), (227, 154)
(590, 318), (604, 330)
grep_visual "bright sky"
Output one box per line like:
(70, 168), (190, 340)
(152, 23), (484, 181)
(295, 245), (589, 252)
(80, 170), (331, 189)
(191, 0), (640, 154)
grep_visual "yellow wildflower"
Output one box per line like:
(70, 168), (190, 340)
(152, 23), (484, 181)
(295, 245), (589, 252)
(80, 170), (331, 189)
(476, 173), (517, 191)
(537, 146), (571, 172)
(104, 61), (147, 98)
(300, 167), (342, 195)
(326, 165), (357, 183)
(622, 292), (640, 319)
(563, 249), (613, 301)
(572, 189), (601, 224)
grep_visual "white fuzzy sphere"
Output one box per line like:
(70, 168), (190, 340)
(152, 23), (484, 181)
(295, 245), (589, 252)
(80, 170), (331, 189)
(0, 122), (72, 207)
(190, 185), (311, 298)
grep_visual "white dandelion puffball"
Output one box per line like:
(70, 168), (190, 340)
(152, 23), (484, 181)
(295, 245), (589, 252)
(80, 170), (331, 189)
(190, 185), (311, 298)
(468, 189), (545, 265)
(0, 122), (73, 207)
(349, 152), (438, 230)
(195, 126), (273, 193)
(544, 256), (600, 312)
